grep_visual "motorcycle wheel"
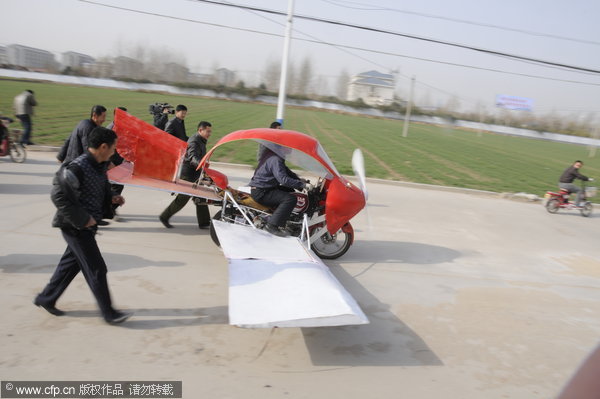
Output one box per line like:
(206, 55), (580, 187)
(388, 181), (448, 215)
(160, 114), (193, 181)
(580, 202), (593, 217)
(546, 198), (560, 214)
(311, 228), (353, 260)
(209, 210), (223, 247)
(9, 142), (26, 163)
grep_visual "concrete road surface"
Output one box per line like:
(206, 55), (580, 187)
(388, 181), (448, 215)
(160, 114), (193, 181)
(1, 151), (599, 398)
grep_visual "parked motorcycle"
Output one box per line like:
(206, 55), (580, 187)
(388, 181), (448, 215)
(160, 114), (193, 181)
(0, 117), (26, 163)
(544, 180), (595, 217)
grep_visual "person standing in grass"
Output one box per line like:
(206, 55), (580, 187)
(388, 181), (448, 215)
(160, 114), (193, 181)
(13, 89), (37, 146)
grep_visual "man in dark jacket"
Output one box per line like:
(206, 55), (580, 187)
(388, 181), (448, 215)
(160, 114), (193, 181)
(249, 148), (312, 237)
(35, 127), (131, 324)
(159, 121), (212, 229)
(57, 105), (107, 164)
(559, 160), (593, 206)
(165, 104), (188, 141)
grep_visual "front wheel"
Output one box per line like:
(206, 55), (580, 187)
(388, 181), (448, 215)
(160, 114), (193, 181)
(209, 210), (223, 247)
(9, 142), (26, 163)
(311, 228), (353, 259)
(546, 198), (560, 214)
(580, 202), (593, 217)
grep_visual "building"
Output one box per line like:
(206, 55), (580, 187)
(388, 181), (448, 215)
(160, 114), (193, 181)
(0, 46), (8, 64)
(62, 51), (95, 68)
(214, 68), (236, 87)
(347, 70), (395, 106)
(112, 56), (144, 79)
(6, 44), (58, 70)
(162, 62), (189, 83)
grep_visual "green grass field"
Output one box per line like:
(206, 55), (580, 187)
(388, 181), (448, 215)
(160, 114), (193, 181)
(1, 78), (598, 196)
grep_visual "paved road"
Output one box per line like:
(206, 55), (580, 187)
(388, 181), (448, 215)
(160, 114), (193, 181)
(1, 151), (599, 398)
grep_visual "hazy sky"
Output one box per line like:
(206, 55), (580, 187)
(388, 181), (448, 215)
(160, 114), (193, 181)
(2, 0), (599, 119)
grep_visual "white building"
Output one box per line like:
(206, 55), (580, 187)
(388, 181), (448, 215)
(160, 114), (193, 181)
(347, 70), (395, 106)
(62, 51), (95, 68)
(7, 44), (57, 70)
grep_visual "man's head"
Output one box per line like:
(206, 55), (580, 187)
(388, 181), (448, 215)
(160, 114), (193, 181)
(270, 121), (282, 129)
(26, 90), (34, 95)
(87, 127), (117, 163)
(574, 160), (584, 169)
(197, 121), (212, 140)
(90, 105), (107, 126)
(175, 104), (188, 120)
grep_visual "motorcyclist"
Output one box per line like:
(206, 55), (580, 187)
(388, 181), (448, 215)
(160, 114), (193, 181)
(559, 160), (593, 206)
(249, 147), (313, 237)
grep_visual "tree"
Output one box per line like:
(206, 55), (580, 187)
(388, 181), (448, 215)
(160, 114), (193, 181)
(262, 59), (280, 92)
(296, 56), (313, 96)
(335, 69), (350, 100)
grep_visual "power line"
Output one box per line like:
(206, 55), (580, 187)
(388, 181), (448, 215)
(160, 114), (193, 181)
(190, 0), (600, 75)
(76, 0), (600, 88)
(322, 0), (600, 47)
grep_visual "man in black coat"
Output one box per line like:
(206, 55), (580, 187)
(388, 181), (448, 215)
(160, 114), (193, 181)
(35, 127), (131, 324)
(159, 121), (213, 229)
(57, 105), (107, 164)
(165, 104), (188, 141)
(559, 160), (593, 206)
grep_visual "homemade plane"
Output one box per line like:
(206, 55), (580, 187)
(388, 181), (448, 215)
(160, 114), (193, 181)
(108, 109), (369, 327)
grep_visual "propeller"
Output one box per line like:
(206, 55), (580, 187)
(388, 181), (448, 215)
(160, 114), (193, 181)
(352, 148), (368, 201)
(352, 148), (372, 233)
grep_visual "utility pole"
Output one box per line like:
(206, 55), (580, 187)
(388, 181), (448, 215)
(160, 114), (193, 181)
(402, 75), (415, 138)
(276, 0), (295, 127)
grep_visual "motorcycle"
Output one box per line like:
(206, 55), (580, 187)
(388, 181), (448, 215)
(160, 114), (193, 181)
(198, 128), (366, 259)
(544, 180), (595, 217)
(0, 117), (26, 163)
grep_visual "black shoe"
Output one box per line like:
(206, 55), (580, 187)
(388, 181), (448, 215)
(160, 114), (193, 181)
(159, 216), (173, 228)
(265, 223), (290, 237)
(34, 299), (65, 316)
(27, 141), (35, 145)
(198, 223), (210, 230)
(105, 311), (132, 324)
(97, 220), (110, 226)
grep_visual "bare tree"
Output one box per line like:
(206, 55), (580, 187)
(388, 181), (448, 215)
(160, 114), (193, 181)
(335, 69), (350, 100)
(262, 59), (280, 92)
(296, 56), (313, 96)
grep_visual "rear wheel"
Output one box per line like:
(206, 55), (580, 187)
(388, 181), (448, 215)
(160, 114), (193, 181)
(580, 202), (593, 217)
(546, 198), (560, 214)
(9, 142), (26, 163)
(311, 229), (353, 259)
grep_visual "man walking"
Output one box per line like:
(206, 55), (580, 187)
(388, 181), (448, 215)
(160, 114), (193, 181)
(160, 121), (212, 229)
(13, 89), (37, 145)
(165, 104), (188, 141)
(57, 105), (107, 164)
(34, 127), (131, 324)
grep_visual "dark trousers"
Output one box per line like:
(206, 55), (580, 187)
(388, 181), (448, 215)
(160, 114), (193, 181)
(16, 114), (32, 144)
(160, 194), (210, 227)
(251, 187), (297, 227)
(36, 228), (114, 318)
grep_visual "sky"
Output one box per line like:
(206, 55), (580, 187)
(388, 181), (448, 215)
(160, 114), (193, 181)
(2, 0), (600, 120)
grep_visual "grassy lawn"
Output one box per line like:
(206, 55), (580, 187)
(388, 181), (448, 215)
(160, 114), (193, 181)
(1, 78), (598, 196)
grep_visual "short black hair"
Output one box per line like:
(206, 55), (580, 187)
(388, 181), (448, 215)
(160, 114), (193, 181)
(176, 104), (187, 112)
(88, 127), (117, 149)
(117, 106), (127, 112)
(270, 121), (281, 129)
(575, 160), (583, 164)
(197, 121), (212, 129)
(26, 89), (34, 94)
(90, 105), (107, 118)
